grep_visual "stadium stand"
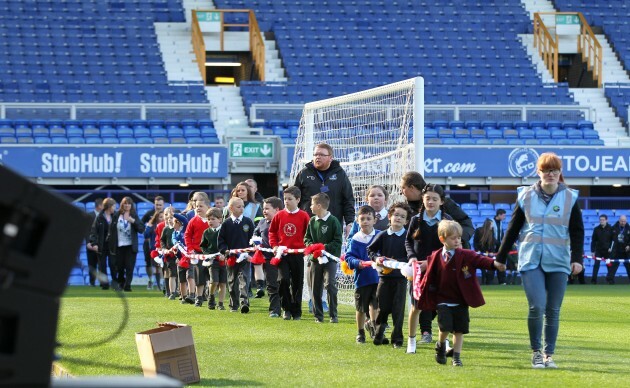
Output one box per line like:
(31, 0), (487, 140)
(554, 0), (630, 72)
(215, 1), (577, 109)
(0, 0), (207, 104)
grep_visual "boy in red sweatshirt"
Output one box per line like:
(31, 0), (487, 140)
(184, 193), (210, 306)
(268, 186), (310, 320)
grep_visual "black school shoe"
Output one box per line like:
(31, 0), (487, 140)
(356, 333), (366, 343)
(435, 341), (447, 365)
(392, 342), (404, 349)
(241, 305), (250, 314)
(373, 333), (390, 346)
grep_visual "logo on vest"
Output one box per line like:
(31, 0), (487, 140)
(321, 225), (329, 234)
(330, 174), (338, 181)
(242, 224), (250, 233)
(508, 148), (539, 177)
(553, 205), (560, 212)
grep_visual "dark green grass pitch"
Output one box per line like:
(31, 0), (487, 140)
(56, 285), (630, 387)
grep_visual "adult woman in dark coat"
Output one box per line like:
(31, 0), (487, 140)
(89, 197), (117, 290)
(108, 196), (145, 291)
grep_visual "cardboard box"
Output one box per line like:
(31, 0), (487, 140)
(136, 323), (200, 384)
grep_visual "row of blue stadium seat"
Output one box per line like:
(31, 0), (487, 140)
(0, 118), (214, 128)
(425, 138), (604, 146)
(0, 136), (220, 144)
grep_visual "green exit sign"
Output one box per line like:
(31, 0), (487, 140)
(197, 11), (221, 22)
(229, 141), (274, 158)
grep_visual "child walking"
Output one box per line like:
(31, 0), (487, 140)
(253, 197), (283, 317)
(269, 186), (310, 320)
(218, 197), (255, 313)
(368, 202), (413, 348)
(200, 207), (227, 310)
(344, 205), (381, 343)
(304, 193), (343, 323)
(405, 183), (453, 352)
(418, 220), (506, 366)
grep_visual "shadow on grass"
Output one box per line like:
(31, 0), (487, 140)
(199, 378), (263, 386)
(59, 355), (140, 374)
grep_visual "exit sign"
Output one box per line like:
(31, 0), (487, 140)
(229, 141), (274, 158)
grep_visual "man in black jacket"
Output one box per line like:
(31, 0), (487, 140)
(294, 143), (355, 235)
(590, 214), (613, 284)
(607, 215), (630, 284)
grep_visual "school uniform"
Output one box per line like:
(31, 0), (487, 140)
(418, 248), (496, 334)
(200, 226), (226, 285)
(345, 229), (380, 313)
(368, 227), (408, 346)
(304, 212), (343, 322)
(218, 215), (255, 311)
(254, 218), (280, 315)
(269, 207), (310, 319)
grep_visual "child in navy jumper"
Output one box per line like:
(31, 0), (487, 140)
(253, 196), (283, 317)
(419, 220), (505, 366)
(218, 197), (255, 313)
(368, 202), (413, 348)
(344, 205), (381, 343)
(269, 186), (310, 320)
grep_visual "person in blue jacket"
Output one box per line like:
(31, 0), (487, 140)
(496, 152), (584, 370)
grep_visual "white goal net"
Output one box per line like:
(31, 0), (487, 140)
(290, 77), (424, 306)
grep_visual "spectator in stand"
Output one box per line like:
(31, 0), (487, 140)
(246, 178), (265, 204)
(108, 197), (145, 292)
(85, 198), (103, 286)
(143, 210), (164, 290)
(400, 171), (474, 248)
(89, 198), (116, 290)
(474, 219), (498, 285)
(141, 196), (165, 289)
(607, 215), (630, 284)
(294, 142), (355, 236)
(496, 152), (583, 369)
(590, 214), (613, 284)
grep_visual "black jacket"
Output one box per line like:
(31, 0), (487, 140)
(405, 212), (453, 261)
(108, 212), (145, 255)
(294, 160), (355, 225)
(591, 223), (613, 257)
(610, 222), (630, 259)
(407, 198), (474, 248)
(89, 211), (111, 255)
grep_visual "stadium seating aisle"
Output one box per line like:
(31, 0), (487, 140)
(554, 0), (630, 72)
(214, 0), (577, 111)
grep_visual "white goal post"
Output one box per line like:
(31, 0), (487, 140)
(289, 77), (424, 306)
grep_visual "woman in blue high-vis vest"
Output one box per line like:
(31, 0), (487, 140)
(496, 152), (584, 370)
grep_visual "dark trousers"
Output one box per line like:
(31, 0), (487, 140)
(263, 259), (281, 315)
(278, 253), (304, 317)
(86, 248), (98, 286)
(309, 260), (338, 320)
(607, 260), (630, 283)
(227, 261), (250, 310)
(97, 248), (116, 287)
(116, 245), (136, 290)
(375, 277), (407, 345)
